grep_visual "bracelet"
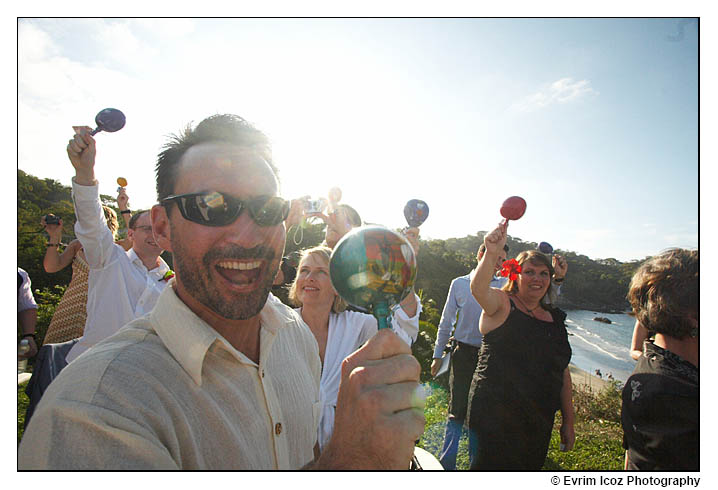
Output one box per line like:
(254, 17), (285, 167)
(47, 243), (60, 247)
(553, 277), (565, 283)
(22, 333), (36, 340)
(120, 210), (131, 215)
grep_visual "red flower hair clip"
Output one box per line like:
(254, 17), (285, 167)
(500, 259), (522, 281)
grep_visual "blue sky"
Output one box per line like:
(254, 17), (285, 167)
(16, 17), (699, 261)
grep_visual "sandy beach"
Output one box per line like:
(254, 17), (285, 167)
(568, 363), (613, 392)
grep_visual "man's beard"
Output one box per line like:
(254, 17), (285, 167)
(173, 242), (280, 320)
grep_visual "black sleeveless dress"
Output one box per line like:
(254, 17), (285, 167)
(467, 299), (572, 470)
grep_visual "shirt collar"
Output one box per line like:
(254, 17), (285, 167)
(127, 248), (170, 277)
(150, 286), (299, 386)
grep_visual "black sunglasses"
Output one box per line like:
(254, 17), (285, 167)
(161, 191), (290, 227)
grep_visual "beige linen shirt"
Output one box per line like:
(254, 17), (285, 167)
(19, 285), (322, 470)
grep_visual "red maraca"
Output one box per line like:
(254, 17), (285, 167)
(500, 196), (527, 226)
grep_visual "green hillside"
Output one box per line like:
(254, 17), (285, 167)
(17, 168), (644, 351)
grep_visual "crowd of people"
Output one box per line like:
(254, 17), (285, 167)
(17, 113), (698, 471)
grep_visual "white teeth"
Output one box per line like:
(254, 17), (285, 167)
(218, 260), (261, 270)
(303, 287), (319, 291)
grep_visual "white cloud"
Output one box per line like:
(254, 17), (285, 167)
(512, 77), (598, 112)
(18, 21), (59, 62)
(133, 19), (196, 39)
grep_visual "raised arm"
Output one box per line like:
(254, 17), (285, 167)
(115, 187), (134, 251)
(285, 196), (310, 231)
(44, 239), (82, 273)
(552, 253), (567, 296)
(470, 223), (508, 318)
(66, 126), (117, 269)
(117, 187), (132, 229)
(397, 227), (421, 319)
(42, 216), (81, 273)
(629, 320), (649, 361)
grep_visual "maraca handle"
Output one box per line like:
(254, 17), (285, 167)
(374, 302), (391, 330)
(90, 127), (101, 136)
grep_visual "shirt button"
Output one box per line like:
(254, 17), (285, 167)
(261, 370), (265, 378)
(275, 423), (282, 435)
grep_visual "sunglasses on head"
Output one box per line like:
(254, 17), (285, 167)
(161, 191), (290, 227)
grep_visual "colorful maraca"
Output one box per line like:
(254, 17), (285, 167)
(90, 108), (126, 136)
(500, 196), (527, 226)
(330, 226), (417, 330)
(403, 199), (429, 229)
(538, 241), (554, 254)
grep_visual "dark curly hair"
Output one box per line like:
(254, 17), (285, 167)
(627, 248), (698, 340)
(155, 114), (276, 201)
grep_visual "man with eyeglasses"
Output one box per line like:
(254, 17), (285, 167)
(61, 126), (171, 364)
(20, 114), (424, 470)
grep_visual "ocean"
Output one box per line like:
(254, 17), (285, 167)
(565, 309), (636, 383)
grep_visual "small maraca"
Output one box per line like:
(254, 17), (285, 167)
(500, 196), (527, 228)
(117, 177), (128, 193)
(538, 241), (554, 255)
(403, 199), (429, 230)
(90, 108), (126, 136)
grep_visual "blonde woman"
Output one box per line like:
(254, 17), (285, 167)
(289, 246), (421, 452)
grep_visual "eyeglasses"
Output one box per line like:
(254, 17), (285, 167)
(161, 191), (290, 227)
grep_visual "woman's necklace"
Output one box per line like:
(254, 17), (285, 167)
(512, 294), (539, 319)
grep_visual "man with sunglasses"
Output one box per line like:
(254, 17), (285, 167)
(60, 126), (171, 364)
(20, 114), (424, 470)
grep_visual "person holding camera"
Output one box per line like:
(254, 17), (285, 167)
(285, 193), (422, 344)
(41, 205), (122, 344)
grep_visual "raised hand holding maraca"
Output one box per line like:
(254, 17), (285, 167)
(67, 110), (126, 185)
(403, 227), (421, 256)
(67, 126), (97, 184)
(552, 254), (568, 280)
(482, 222), (508, 259)
(117, 184), (129, 209)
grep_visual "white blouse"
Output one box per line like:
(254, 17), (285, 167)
(296, 295), (421, 451)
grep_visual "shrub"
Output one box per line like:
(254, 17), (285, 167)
(572, 379), (623, 423)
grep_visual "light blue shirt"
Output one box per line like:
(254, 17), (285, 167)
(432, 274), (507, 358)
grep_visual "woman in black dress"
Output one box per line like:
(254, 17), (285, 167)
(467, 222), (575, 470)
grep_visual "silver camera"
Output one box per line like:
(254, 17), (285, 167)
(304, 198), (326, 214)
